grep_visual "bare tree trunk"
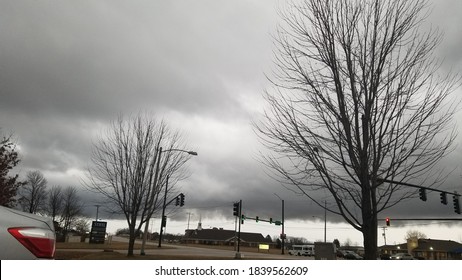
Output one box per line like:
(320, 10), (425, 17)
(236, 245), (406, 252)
(128, 224), (136, 257)
(362, 217), (378, 260)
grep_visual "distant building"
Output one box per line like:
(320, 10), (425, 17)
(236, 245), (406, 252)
(379, 238), (462, 260)
(183, 227), (270, 248)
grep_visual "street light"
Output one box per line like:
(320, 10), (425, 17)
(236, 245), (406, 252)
(140, 147), (197, 254)
(274, 193), (285, 255)
(157, 148), (197, 248)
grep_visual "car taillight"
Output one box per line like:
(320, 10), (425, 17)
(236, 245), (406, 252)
(8, 227), (56, 259)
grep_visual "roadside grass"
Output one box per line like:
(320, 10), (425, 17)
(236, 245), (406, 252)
(55, 250), (232, 260)
(55, 241), (163, 260)
(56, 241), (159, 250)
(55, 241), (286, 260)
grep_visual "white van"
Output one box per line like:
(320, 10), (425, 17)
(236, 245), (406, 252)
(288, 244), (315, 256)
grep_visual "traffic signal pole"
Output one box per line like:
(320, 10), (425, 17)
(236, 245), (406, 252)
(236, 200), (242, 259)
(232, 200), (246, 258)
(158, 176), (169, 248)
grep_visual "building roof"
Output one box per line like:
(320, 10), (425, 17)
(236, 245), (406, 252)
(380, 238), (462, 252)
(413, 239), (462, 252)
(184, 228), (269, 243)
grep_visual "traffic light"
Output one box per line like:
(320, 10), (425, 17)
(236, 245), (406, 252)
(179, 193), (185, 207)
(453, 195), (461, 214)
(269, 218), (273, 224)
(161, 215), (167, 227)
(385, 217), (390, 226)
(440, 192), (448, 205)
(256, 216), (259, 222)
(241, 214), (245, 224)
(175, 196), (180, 206)
(233, 202), (240, 216)
(419, 188), (427, 201)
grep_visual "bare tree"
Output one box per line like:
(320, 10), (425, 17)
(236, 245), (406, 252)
(405, 229), (427, 241)
(74, 218), (90, 236)
(46, 185), (63, 222)
(59, 186), (84, 239)
(86, 114), (193, 256)
(18, 170), (48, 214)
(256, 0), (460, 259)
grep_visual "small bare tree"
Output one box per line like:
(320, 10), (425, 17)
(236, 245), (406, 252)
(74, 218), (90, 236)
(18, 170), (48, 214)
(86, 113), (193, 256)
(59, 186), (84, 239)
(256, 0), (460, 259)
(405, 230), (427, 241)
(46, 185), (63, 222)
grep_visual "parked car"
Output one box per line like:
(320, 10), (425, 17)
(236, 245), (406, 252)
(390, 253), (415, 260)
(0, 205), (56, 259)
(343, 251), (363, 260)
(380, 253), (391, 260)
(336, 249), (348, 258)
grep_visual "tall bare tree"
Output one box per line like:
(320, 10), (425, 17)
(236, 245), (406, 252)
(18, 170), (48, 214)
(86, 114), (193, 256)
(256, 0), (460, 259)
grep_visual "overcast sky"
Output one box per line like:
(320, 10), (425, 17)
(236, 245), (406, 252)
(1, 0), (462, 243)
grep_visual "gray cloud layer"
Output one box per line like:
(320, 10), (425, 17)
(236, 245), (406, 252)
(1, 0), (461, 225)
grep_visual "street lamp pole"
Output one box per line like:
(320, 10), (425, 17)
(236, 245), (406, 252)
(140, 147), (162, 255)
(157, 148), (197, 248)
(140, 147), (197, 254)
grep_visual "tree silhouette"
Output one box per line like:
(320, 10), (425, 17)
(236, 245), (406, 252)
(0, 133), (24, 207)
(256, 0), (460, 259)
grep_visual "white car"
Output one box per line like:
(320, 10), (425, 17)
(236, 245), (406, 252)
(0, 205), (56, 259)
(390, 253), (414, 260)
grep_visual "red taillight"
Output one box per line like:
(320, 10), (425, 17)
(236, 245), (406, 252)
(8, 227), (56, 259)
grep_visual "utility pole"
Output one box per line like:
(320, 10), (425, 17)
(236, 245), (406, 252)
(381, 227), (387, 245)
(323, 200), (327, 243)
(187, 212), (192, 230)
(282, 198), (285, 254)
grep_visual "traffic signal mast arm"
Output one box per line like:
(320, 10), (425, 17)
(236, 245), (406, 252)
(377, 178), (461, 214)
(244, 215), (283, 225)
(377, 178), (460, 197)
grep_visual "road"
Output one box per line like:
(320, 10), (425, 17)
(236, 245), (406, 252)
(129, 244), (306, 259)
(108, 236), (308, 259)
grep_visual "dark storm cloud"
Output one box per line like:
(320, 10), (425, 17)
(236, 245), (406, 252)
(0, 0), (279, 119)
(428, 0), (462, 69)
